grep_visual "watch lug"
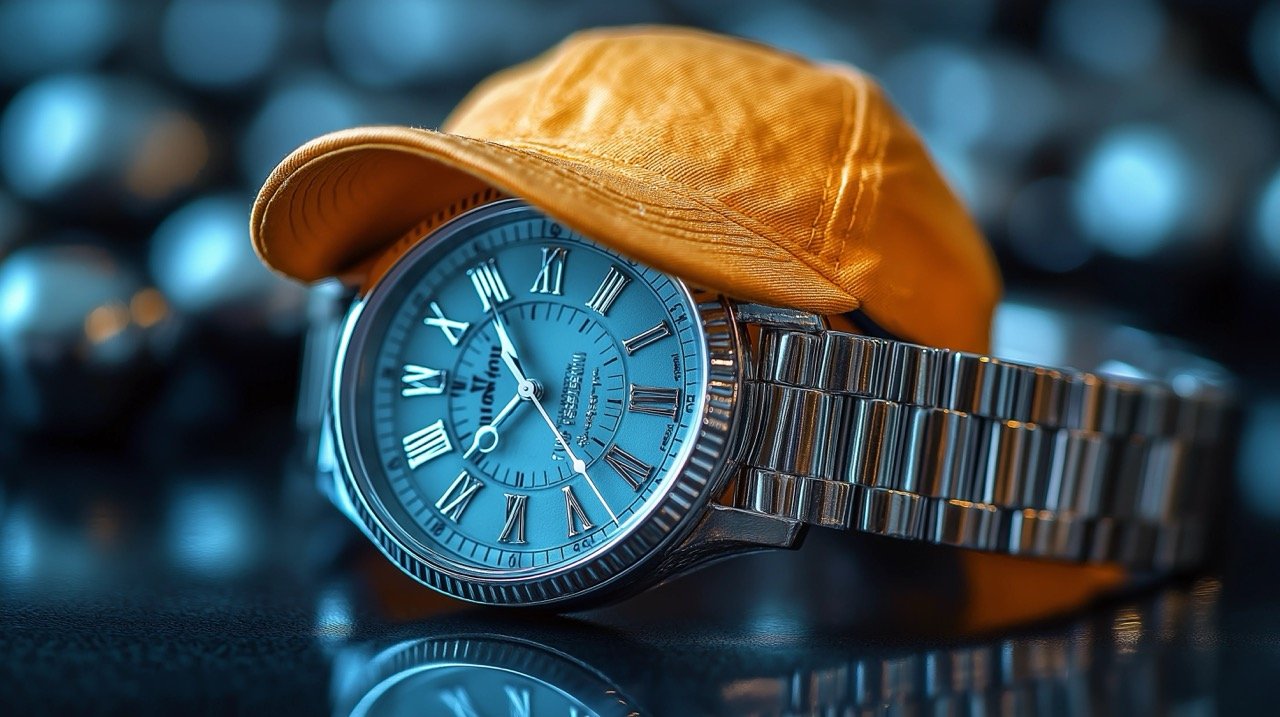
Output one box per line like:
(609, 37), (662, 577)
(298, 280), (361, 524)
(655, 504), (805, 580)
(731, 301), (826, 331)
(695, 502), (805, 548)
(317, 412), (352, 519)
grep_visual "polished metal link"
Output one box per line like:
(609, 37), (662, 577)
(734, 317), (1234, 571)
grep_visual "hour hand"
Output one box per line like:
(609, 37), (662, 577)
(470, 260), (520, 359)
(490, 307), (519, 360)
(490, 310), (542, 398)
(485, 302), (530, 385)
(463, 391), (522, 459)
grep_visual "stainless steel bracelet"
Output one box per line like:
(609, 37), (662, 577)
(733, 303), (1237, 572)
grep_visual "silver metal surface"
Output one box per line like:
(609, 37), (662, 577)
(732, 304), (1236, 571)
(655, 503), (805, 578)
(296, 279), (354, 510)
(733, 302), (827, 331)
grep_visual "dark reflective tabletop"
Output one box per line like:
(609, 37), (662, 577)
(3, 413), (1279, 716)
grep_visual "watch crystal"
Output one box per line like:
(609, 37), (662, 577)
(344, 202), (708, 582)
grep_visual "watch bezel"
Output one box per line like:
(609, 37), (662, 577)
(330, 198), (745, 607)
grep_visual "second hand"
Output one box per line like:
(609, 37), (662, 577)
(525, 392), (620, 527)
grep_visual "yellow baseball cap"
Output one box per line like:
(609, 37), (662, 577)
(251, 26), (1000, 352)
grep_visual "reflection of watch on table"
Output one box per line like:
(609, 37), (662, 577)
(328, 578), (1220, 715)
(294, 198), (1234, 609)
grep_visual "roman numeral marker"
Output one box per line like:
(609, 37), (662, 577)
(562, 485), (594, 537)
(622, 320), (672, 354)
(403, 419), (452, 469)
(436, 470), (483, 522)
(603, 445), (654, 491)
(497, 493), (528, 544)
(529, 246), (567, 295)
(424, 301), (469, 346)
(400, 364), (447, 397)
(504, 686), (531, 717)
(628, 384), (681, 419)
(585, 265), (630, 315)
(468, 258), (510, 311)
(440, 686), (480, 717)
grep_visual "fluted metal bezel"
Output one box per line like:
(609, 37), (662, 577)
(331, 199), (744, 607)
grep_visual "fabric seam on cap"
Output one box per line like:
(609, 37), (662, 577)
(257, 129), (858, 306)
(494, 137), (857, 298)
(806, 76), (853, 256)
(842, 96), (889, 290)
(497, 141), (798, 263)
(823, 72), (865, 276)
(362, 186), (506, 292)
(254, 133), (356, 266)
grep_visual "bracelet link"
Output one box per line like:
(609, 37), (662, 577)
(735, 318), (1234, 571)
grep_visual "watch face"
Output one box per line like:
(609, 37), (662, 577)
(335, 199), (739, 605)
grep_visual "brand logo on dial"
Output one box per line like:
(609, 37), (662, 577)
(475, 343), (503, 426)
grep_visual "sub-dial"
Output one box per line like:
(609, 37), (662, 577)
(446, 301), (626, 489)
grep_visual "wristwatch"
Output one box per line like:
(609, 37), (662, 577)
(298, 197), (1235, 609)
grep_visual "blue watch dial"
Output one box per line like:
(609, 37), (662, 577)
(349, 201), (707, 577)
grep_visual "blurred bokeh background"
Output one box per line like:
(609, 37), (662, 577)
(6, 0), (1278, 532)
(1, 0), (1279, 712)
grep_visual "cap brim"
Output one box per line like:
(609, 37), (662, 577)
(251, 125), (856, 311)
